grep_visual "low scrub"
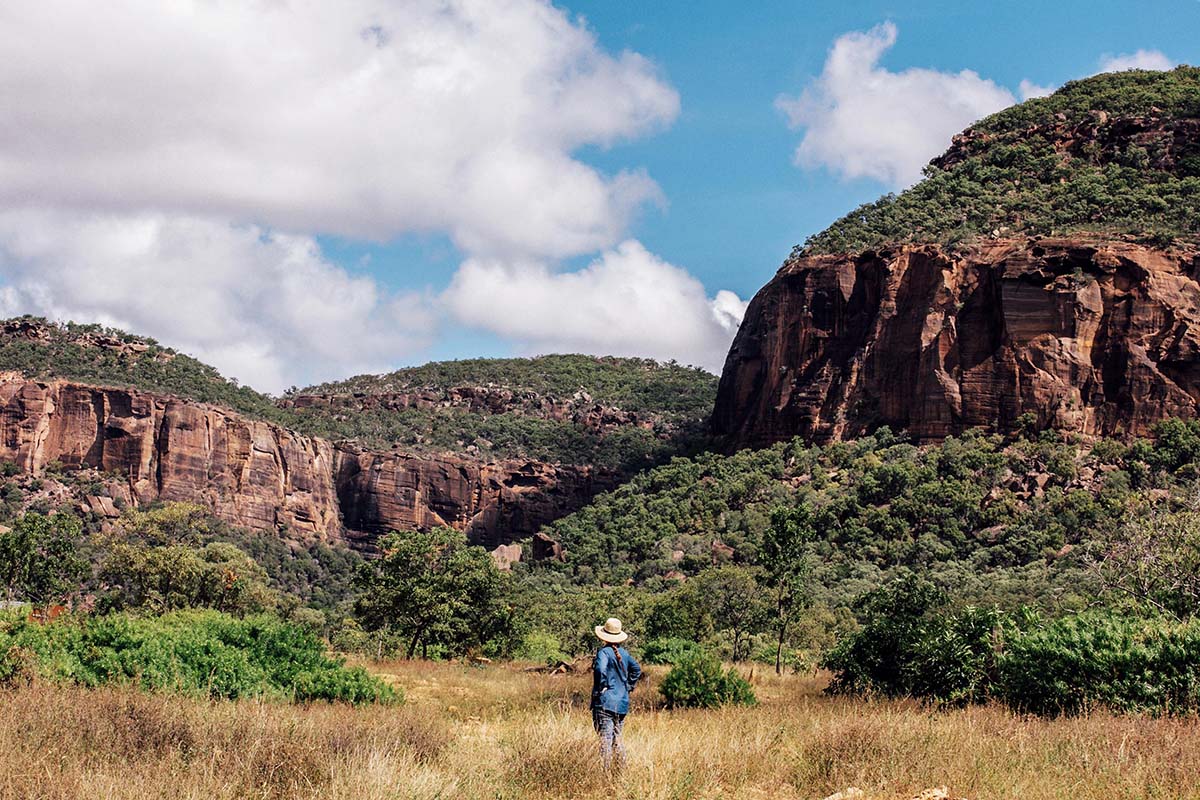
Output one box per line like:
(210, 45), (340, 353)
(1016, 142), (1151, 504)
(659, 650), (756, 709)
(824, 578), (1200, 716)
(638, 636), (703, 665)
(998, 612), (1200, 716)
(0, 609), (396, 704)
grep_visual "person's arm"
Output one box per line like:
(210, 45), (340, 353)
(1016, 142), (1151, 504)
(626, 651), (642, 690)
(592, 650), (606, 696)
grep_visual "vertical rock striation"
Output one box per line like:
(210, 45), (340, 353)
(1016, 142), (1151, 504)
(0, 375), (612, 547)
(713, 238), (1200, 447)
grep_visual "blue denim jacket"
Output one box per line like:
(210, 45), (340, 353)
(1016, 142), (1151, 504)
(591, 645), (642, 714)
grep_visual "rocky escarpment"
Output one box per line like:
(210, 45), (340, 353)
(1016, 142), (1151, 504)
(281, 386), (658, 436)
(0, 375), (612, 548)
(713, 238), (1200, 447)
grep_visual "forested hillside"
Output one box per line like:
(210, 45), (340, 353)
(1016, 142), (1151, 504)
(803, 67), (1200, 254)
(0, 317), (716, 468)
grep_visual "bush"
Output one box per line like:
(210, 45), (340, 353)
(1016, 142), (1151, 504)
(997, 612), (1200, 717)
(0, 609), (397, 704)
(514, 631), (567, 666)
(824, 587), (1200, 717)
(822, 577), (952, 699)
(659, 650), (756, 709)
(639, 636), (703, 665)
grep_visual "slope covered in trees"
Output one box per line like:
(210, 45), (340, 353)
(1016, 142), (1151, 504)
(0, 317), (716, 467)
(535, 421), (1200, 611)
(803, 67), (1200, 254)
(287, 354), (717, 468)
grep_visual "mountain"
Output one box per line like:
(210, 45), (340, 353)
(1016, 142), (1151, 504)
(0, 317), (715, 470)
(715, 68), (1200, 449)
(0, 318), (713, 554)
(284, 354), (716, 470)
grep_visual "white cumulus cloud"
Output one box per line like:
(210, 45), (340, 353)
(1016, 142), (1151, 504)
(442, 240), (745, 372)
(0, 210), (434, 393)
(776, 22), (1016, 187)
(778, 25), (1183, 190)
(0, 0), (749, 390)
(1099, 49), (1175, 73)
(0, 0), (679, 260)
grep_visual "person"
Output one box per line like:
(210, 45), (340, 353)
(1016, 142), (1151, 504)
(590, 616), (642, 769)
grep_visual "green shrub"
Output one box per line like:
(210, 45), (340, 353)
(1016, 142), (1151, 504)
(515, 631), (567, 666)
(639, 637), (703, 665)
(822, 576), (1014, 705)
(824, 588), (1200, 717)
(997, 612), (1200, 717)
(659, 650), (756, 709)
(822, 576), (953, 699)
(0, 609), (397, 705)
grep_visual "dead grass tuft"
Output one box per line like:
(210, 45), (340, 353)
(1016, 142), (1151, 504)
(505, 712), (609, 797)
(1, 661), (1200, 800)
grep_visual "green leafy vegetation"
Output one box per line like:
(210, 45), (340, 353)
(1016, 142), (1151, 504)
(998, 611), (1200, 716)
(0, 512), (88, 604)
(802, 67), (1200, 254)
(0, 317), (286, 419)
(515, 420), (1200, 676)
(96, 539), (277, 615)
(353, 528), (516, 659)
(94, 503), (362, 616)
(0, 609), (395, 704)
(540, 426), (1127, 608)
(822, 576), (1008, 704)
(287, 354), (717, 467)
(0, 318), (717, 466)
(823, 581), (1200, 717)
(659, 649), (756, 708)
(287, 401), (706, 470)
(304, 354), (716, 417)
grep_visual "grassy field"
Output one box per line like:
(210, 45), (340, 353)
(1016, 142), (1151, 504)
(3, 660), (1200, 800)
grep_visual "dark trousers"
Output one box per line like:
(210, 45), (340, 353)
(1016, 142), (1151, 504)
(591, 707), (626, 768)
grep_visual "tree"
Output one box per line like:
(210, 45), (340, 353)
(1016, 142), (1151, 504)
(117, 502), (220, 545)
(823, 575), (949, 697)
(0, 512), (88, 604)
(354, 528), (514, 659)
(690, 566), (769, 662)
(762, 504), (815, 673)
(1093, 499), (1200, 620)
(98, 540), (276, 615)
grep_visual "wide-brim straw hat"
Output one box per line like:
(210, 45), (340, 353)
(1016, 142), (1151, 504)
(595, 617), (628, 644)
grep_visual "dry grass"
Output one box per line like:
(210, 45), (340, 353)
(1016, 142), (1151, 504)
(3, 661), (1200, 799)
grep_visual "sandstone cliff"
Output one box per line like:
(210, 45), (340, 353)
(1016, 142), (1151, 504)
(0, 375), (612, 548)
(713, 238), (1200, 447)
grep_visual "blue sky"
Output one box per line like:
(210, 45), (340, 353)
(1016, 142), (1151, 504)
(569, 0), (1200, 298)
(317, 0), (1200, 364)
(0, 1), (1195, 391)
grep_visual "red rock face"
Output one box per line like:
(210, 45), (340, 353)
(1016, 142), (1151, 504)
(334, 450), (609, 549)
(713, 238), (1200, 447)
(0, 377), (611, 548)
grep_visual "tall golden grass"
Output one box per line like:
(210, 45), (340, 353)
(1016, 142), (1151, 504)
(2, 660), (1199, 799)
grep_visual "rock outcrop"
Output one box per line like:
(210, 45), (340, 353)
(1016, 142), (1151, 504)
(714, 238), (1200, 447)
(334, 449), (607, 549)
(0, 375), (612, 548)
(281, 385), (659, 435)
